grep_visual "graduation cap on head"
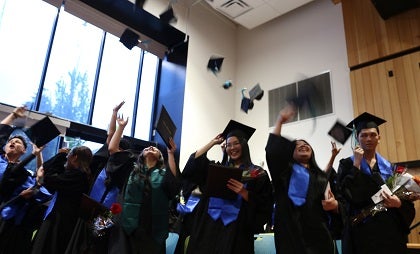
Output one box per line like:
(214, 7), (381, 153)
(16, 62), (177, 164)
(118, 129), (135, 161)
(25, 116), (60, 147)
(346, 112), (386, 134)
(222, 120), (256, 142)
(328, 120), (352, 145)
(155, 105), (177, 149)
(207, 56), (224, 75)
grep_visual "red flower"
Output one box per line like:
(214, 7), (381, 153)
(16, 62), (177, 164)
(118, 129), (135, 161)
(110, 203), (122, 215)
(250, 169), (260, 178)
(395, 165), (406, 174)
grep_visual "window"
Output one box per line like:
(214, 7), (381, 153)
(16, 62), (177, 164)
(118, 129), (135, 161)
(0, 0), (163, 160)
(268, 71), (333, 126)
(0, 0), (57, 107)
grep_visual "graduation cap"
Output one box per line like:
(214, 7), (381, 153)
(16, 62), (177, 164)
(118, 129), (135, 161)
(346, 112), (386, 134)
(240, 84), (264, 113)
(25, 116), (60, 147)
(207, 56), (224, 75)
(155, 105), (177, 149)
(159, 6), (177, 24)
(222, 120), (256, 141)
(222, 80), (232, 90)
(328, 120), (352, 145)
(120, 29), (139, 50)
(249, 83), (264, 101)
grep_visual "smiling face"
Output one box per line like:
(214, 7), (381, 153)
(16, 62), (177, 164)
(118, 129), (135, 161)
(226, 136), (243, 163)
(293, 140), (312, 164)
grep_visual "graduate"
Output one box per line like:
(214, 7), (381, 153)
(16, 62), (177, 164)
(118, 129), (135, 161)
(265, 103), (342, 254)
(182, 120), (273, 254)
(0, 107), (53, 254)
(337, 112), (415, 254)
(31, 146), (93, 254)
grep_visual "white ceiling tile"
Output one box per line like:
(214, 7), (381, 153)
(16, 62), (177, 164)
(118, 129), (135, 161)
(234, 3), (279, 29)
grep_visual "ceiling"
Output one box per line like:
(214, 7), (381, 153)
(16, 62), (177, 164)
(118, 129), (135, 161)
(179, 0), (315, 30)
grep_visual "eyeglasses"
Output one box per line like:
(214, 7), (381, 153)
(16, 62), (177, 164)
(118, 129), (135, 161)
(226, 142), (240, 149)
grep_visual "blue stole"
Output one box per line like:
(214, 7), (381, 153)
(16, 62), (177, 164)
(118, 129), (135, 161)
(43, 192), (57, 220)
(89, 168), (119, 208)
(288, 163), (310, 206)
(1, 174), (52, 223)
(208, 195), (242, 226)
(350, 153), (392, 181)
(177, 194), (200, 215)
(207, 165), (248, 226)
(0, 155), (8, 181)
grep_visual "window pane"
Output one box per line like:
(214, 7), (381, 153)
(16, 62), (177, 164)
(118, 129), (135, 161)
(39, 10), (103, 123)
(0, 0), (56, 107)
(134, 52), (158, 141)
(91, 33), (141, 136)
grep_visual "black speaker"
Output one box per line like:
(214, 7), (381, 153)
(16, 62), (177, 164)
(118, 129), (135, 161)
(371, 0), (420, 20)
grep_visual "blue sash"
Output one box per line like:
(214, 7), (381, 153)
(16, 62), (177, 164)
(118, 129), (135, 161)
(0, 155), (8, 181)
(89, 168), (119, 208)
(207, 194), (242, 226)
(288, 163), (310, 206)
(43, 192), (57, 220)
(350, 153), (392, 181)
(177, 195), (200, 215)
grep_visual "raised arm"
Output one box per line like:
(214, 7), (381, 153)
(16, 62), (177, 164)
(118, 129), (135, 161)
(106, 101), (125, 145)
(272, 103), (296, 136)
(31, 143), (45, 170)
(194, 134), (224, 159)
(1, 106), (27, 126)
(167, 138), (177, 177)
(108, 114), (128, 155)
(325, 141), (341, 173)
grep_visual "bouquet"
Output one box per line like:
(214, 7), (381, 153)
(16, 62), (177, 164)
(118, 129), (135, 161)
(92, 202), (122, 237)
(351, 165), (420, 225)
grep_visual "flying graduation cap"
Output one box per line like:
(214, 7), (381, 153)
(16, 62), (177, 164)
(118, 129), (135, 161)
(207, 56), (224, 75)
(25, 116), (61, 147)
(240, 84), (264, 113)
(328, 120), (352, 145)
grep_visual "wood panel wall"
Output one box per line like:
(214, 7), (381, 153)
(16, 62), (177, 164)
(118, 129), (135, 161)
(341, 0), (420, 67)
(350, 51), (420, 163)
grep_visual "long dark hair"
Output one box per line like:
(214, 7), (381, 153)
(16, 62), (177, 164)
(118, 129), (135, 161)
(71, 146), (93, 184)
(293, 139), (321, 172)
(224, 131), (253, 168)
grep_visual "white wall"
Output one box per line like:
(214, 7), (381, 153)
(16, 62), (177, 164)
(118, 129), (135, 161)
(146, 0), (354, 171)
(234, 0), (354, 171)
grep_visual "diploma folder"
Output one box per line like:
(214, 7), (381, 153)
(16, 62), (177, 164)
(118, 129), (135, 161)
(206, 163), (242, 200)
(155, 106), (176, 149)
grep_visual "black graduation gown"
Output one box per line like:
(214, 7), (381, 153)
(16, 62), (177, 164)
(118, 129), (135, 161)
(64, 149), (136, 254)
(0, 124), (51, 254)
(31, 153), (90, 254)
(182, 153), (273, 254)
(337, 157), (415, 254)
(265, 134), (340, 254)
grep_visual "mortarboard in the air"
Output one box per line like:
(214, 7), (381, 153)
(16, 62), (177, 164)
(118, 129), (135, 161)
(240, 97), (254, 113)
(25, 116), (60, 147)
(249, 83), (264, 101)
(155, 105), (177, 149)
(346, 112), (386, 133)
(222, 120), (256, 141)
(328, 120), (352, 145)
(207, 56), (224, 75)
